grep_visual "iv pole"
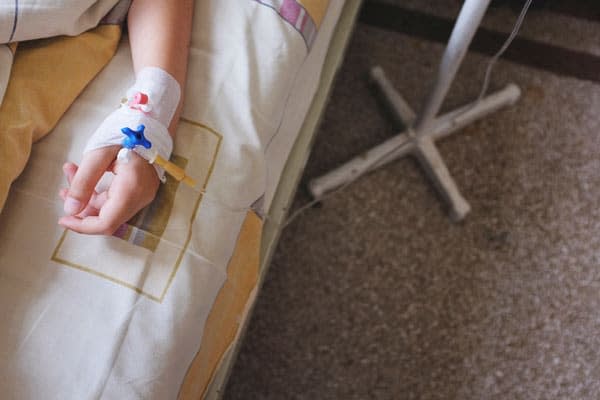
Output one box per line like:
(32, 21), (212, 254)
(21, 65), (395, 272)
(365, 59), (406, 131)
(308, 0), (521, 221)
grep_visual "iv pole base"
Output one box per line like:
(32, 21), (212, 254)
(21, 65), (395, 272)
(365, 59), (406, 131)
(308, 67), (520, 221)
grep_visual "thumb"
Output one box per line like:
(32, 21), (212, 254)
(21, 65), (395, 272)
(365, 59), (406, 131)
(64, 147), (118, 215)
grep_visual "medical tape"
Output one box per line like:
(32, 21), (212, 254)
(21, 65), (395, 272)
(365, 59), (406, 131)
(83, 67), (181, 182)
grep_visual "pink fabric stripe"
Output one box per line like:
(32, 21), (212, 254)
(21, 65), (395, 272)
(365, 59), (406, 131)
(279, 0), (301, 23)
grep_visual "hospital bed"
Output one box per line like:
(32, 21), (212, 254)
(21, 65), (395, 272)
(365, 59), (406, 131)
(0, 0), (362, 398)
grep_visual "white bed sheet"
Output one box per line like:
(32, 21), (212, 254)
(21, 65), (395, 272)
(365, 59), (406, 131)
(263, 0), (347, 210)
(0, 1), (346, 398)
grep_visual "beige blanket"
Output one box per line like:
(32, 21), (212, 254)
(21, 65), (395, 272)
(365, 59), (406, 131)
(0, 0), (127, 213)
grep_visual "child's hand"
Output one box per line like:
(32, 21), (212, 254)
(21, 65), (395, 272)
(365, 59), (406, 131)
(58, 146), (160, 235)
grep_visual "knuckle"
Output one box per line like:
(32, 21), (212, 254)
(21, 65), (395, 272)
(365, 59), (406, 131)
(68, 180), (93, 200)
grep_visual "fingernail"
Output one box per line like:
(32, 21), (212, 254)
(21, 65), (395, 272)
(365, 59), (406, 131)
(64, 196), (82, 215)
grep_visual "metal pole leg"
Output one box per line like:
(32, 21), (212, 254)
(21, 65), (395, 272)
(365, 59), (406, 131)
(370, 66), (416, 127)
(414, 137), (471, 221)
(308, 132), (415, 200)
(308, 84), (520, 207)
(308, 0), (520, 221)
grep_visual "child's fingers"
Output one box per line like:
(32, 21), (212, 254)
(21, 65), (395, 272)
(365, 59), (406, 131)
(59, 153), (159, 235)
(74, 191), (108, 218)
(58, 215), (115, 235)
(58, 163), (77, 200)
(59, 175), (142, 235)
(88, 191), (109, 211)
(62, 162), (78, 183)
(59, 188), (104, 218)
(59, 188), (69, 200)
(58, 197), (135, 236)
(61, 161), (109, 211)
(64, 147), (118, 216)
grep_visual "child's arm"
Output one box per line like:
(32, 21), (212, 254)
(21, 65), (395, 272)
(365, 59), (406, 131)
(58, 0), (194, 235)
(128, 0), (194, 136)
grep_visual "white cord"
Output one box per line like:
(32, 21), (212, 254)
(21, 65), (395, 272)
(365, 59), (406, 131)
(477, 0), (533, 101)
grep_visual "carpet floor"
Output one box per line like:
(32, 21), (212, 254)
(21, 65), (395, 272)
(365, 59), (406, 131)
(225, 1), (600, 398)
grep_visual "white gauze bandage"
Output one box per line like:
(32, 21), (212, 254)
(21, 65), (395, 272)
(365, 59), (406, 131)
(83, 67), (181, 182)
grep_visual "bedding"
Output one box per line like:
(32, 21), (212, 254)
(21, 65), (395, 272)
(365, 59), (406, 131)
(0, 0), (123, 43)
(0, 0), (129, 212)
(0, 0), (346, 398)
